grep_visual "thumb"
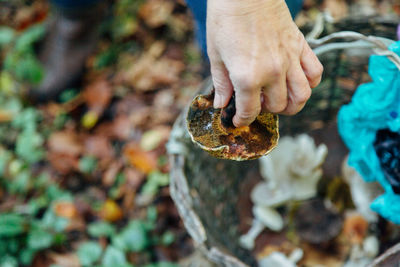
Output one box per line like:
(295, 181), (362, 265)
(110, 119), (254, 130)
(210, 60), (234, 109)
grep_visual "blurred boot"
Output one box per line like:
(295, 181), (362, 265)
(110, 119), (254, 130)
(30, 1), (106, 102)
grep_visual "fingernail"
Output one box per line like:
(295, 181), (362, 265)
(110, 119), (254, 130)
(214, 94), (223, 108)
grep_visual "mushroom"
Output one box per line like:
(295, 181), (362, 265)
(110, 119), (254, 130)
(239, 206), (284, 250)
(187, 91), (279, 161)
(258, 248), (303, 267)
(342, 156), (383, 222)
(258, 134), (327, 201)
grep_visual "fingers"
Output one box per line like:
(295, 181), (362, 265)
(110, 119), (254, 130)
(301, 44), (324, 88)
(261, 70), (288, 114)
(210, 60), (234, 109)
(231, 74), (262, 127)
(281, 63), (311, 115)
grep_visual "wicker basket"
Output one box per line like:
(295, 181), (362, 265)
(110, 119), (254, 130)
(168, 15), (399, 267)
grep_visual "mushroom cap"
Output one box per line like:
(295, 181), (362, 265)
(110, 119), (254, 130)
(186, 92), (279, 161)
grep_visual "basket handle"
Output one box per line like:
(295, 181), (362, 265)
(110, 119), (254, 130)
(308, 30), (400, 71)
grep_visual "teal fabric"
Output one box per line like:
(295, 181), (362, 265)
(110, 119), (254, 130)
(338, 40), (400, 223)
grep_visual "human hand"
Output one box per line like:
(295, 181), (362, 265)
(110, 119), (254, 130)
(207, 0), (323, 127)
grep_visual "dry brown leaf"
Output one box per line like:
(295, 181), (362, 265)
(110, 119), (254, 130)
(342, 213), (368, 244)
(53, 201), (78, 219)
(0, 110), (13, 122)
(123, 143), (158, 174)
(99, 199), (123, 222)
(48, 131), (83, 157)
(124, 167), (145, 190)
(83, 79), (112, 114)
(103, 161), (123, 187)
(49, 253), (80, 267)
(300, 243), (344, 267)
(138, 0), (174, 28)
(47, 152), (80, 175)
(119, 42), (184, 92)
(84, 135), (114, 160)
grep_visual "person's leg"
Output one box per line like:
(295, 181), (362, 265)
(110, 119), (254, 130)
(30, 0), (107, 102)
(185, 0), (304, 56)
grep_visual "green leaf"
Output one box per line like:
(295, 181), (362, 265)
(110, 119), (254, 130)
(0, 71), (17, 94)
(19, 249), (36, 266)
(88, 221), (116, 238)
(101, 246), (128, 266)
(0, 255), (18, 267)
(8, 170), (31, 194)
(77, 241), (103, 266)
(0, 27), (15, 46)
(143, 263), (179, 267)
(59, 89), (79, 103)
(141, 171), (169, 196)
(79, 156), (98, 174)
(113, 220), (149, 252)
(146, 206), (157, 224)
(27, 229), (53, 250)
(0, 213), (25, 237)
(0, 149), (12, 176)
(12, 108), (40, 131)
(15, 129), (44, 164)
(15, 24), (45, 53)
(160, 231), (175, 246)
(13, 54), (43, 84)
(41, 209), (69, 232)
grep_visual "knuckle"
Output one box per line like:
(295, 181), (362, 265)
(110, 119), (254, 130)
(295, 88), (312, 104)
(267, 59), (284, 77)
(268, 101), (287, 114)
(231, 71), (257, 91)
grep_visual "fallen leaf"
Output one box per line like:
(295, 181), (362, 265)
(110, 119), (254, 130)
(118, 43), (184, 92)
(53, 201), (78, 219)
(99, 199), (123, 222)
(84, 135), (114, 160)
(124, 167), (145, 190)
(83, 79), (112, 114)
(49, 253), (80, 267)
(103, 161), (123, 187)
(48, 131), (82, 157)
(342, 213), (368, 244)
(0, 110), (13, 122)
(123, 143), (158, 174)
(140, 126), (171, 151)
(138, 0), (174, 28)
(47, 152), (79, 174)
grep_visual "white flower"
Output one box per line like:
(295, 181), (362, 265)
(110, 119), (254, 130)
(342, 157), (383, 222)
(258, 134), (328, 201)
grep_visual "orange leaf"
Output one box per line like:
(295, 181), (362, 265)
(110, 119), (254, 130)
(53, 201), (78, 219)
(99, 199), (123, 222)
(343, 214), (368, 244)
(123, 143), (157, 174)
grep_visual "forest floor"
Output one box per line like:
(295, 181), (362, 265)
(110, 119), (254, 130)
(0, 0), (399, 266)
